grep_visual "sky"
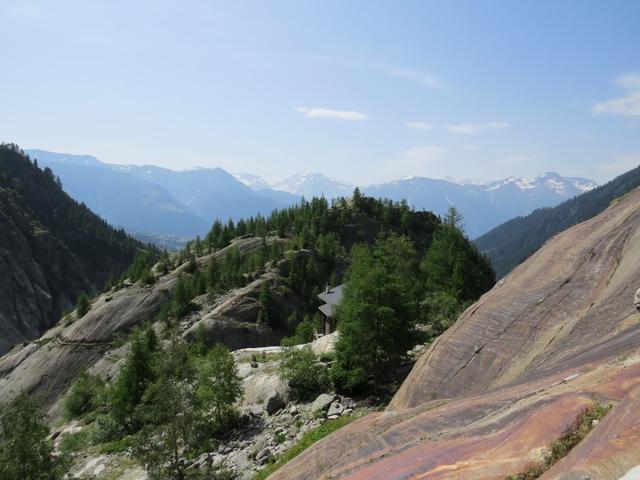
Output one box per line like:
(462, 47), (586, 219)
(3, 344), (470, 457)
(1, 0), (639, 185)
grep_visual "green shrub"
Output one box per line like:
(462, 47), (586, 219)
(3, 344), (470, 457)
(59, 429), (93, 454)
(99, 435), (137, 454)
(280, 346), (329, 400)
(329, 361), (368, 394)
(64, 372), (105, 419)
(91, 413), (124, 443)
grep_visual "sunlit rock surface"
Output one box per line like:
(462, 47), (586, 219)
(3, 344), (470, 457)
(273, 188), (640, 479)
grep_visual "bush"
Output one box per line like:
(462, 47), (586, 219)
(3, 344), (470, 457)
(329, 361), (368, 394)
(59, 429), (93, 454)
(280, 346), (329, 400)
(64, 372), (105, 419)
(91, 413), (124, 444)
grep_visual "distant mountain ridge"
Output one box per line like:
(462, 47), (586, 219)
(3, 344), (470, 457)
(257, 170), (596, 237)
(29, 149), (597, 240)
(272, 171), (355, 199)
(27, 150), (301, 241)
(476, 165), (640, 278)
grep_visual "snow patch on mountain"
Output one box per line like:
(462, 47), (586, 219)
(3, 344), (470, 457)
(232, 173), (271, 191)
(273, 172), (354, 198)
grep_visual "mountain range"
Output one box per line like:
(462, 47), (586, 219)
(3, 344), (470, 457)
(239, 170), (597, 237)
(476, 163), (640, 277)
(29, 149), (596, 241)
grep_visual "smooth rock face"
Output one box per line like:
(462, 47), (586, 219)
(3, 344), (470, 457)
(310, 393), (336, 413)
(0, 236), (294, 415)
(271, 187), (640, 479)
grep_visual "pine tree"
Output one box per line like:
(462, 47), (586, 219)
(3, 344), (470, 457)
(135, 330), (195, 480)
(257, 282), (278, 327)
(332, 234), (420, 393)
(171, 278), (195, 318)
(0, 395), (68, 479)
(195, 344), (243, 429)
(76, 292), (90, 318)
(109, 329), (157, 428)
(206, 255), (220, 289)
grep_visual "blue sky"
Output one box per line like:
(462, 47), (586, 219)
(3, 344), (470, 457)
(1, 0), (639, 184)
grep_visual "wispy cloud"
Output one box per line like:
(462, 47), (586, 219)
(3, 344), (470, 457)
(593, 73), (640, 117)
(388, 69), (446, 89)
(444, 122), (509, 134)
(296, 107), (368, 121)
(405, 121), (433, 131)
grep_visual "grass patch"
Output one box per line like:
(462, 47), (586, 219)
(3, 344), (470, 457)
(610, 191), (630, 206)
(99, 434), (137, 454)
(254, 414), (362, 480)
(506, 401), (612, 480)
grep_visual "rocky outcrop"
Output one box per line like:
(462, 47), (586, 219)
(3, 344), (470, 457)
(271, 187), (640, 479)
(0, 236), (302, 416)
(0, 275), (174, 410)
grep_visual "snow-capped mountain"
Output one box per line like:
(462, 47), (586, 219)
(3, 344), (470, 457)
(364, 172), (597, 238)
(273, 172), (355, 199)
(29, 148), (599, 241)
(479, 172), (596, 197)
(233, 173), (271, 191)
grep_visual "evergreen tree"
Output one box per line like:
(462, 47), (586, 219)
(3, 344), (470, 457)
(109, 328), (157, 428)
(421, 208), (494, 302)
(206, 255), (220, 289)
(332, 234), (420, 393)
(76, 292), (90, 318)
(195, 344), (243, 429)
(257, 282), (278, 327)
(157, 251), (172, 275)
(136, 330), (195, 480)
(171, 277), (196, 318)
(184, 253), (197, 274)
(0, 395), (68, 479)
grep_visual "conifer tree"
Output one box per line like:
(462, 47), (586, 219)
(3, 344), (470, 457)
(76, 292), (90, 318)
(0, 395), (68, 479)
(195, 344), (243, 429)
(332, 234), (420, 393)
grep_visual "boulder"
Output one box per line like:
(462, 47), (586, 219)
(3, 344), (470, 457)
(327, 401), (345, 418)
(241, 364), (290, 415)
(310, 393), (336, 413)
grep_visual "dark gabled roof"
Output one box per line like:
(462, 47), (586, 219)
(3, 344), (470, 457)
(318, 284), (345, 318)
(318, 284), (344, 305)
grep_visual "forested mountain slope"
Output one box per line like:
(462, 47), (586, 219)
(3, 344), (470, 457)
(0, 144), (144, 353)
(476, 164), (640, 277)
